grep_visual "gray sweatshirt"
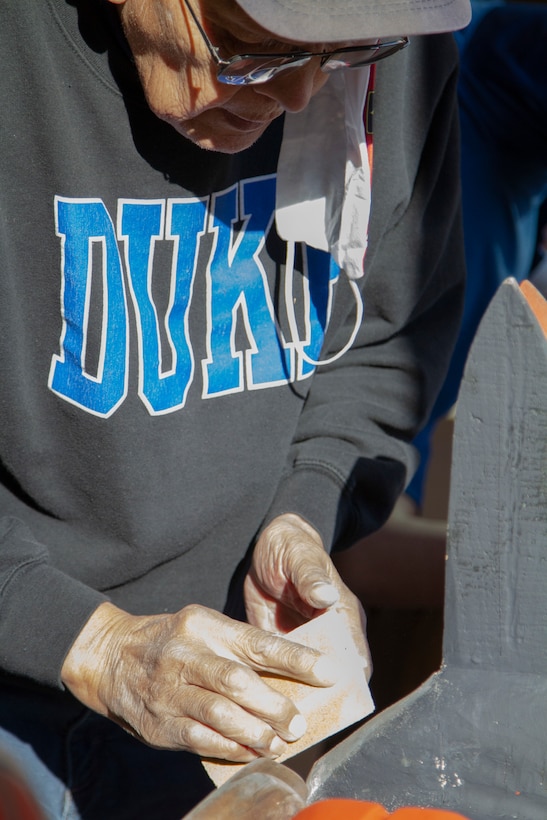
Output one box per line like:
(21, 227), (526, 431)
(0, 0), (465, 688)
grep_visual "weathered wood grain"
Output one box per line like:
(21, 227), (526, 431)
(307, 279), (547, 819)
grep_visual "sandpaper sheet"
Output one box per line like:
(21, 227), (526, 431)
(202, 608), (374, 787)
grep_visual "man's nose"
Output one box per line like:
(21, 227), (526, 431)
(253, 61), (325, 113)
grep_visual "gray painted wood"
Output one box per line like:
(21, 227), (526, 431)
(307, 279), (547, 818)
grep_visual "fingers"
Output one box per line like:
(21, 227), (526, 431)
(61, 592), (355, 763)
(246, 513), (372, 674)
(183, 605), (335, 686)
(132, 693), (294, 763)
(70, 602), (336, 760)
(144, 712), (258, 763)
(245, 514), (340, 632)
(144, 685), (286, 761)
(177, 685), (295, 757)
(180, 647), (307, 745)
(286, 549), (340, 611)
(257, 514), (340, 603)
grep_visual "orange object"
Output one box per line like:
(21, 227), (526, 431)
(294, 798), (471, 819)
(521, 280), (547, 339)
(294, 799), (389, 819)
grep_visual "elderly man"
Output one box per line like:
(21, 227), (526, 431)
(0, 0), (469, 816)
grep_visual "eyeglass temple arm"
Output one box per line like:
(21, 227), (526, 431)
(181, 0), (224, 65)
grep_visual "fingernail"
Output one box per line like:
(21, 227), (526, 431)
(311, 582), (339, 607)
(286, 713), (307, 741)
(269, 736), (288, 757)
(312, 654), (337, 684)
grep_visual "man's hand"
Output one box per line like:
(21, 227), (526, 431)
(61, 602), (335, 762)
(244, 513), (371, 675)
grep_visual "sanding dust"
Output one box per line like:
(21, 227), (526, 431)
(202, 608), (374, 787)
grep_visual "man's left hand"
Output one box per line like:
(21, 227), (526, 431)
(244, 513), (371, 677)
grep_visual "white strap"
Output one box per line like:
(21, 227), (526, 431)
(284, 241), (364, 367)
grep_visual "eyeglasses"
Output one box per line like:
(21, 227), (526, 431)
(182, 0), (409, 86)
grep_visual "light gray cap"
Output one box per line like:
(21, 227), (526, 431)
(236, 0), (472, 41)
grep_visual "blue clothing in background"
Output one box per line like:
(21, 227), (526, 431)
(408, 0), (547, 505)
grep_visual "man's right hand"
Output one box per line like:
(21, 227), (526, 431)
(60, 602), (335, 762)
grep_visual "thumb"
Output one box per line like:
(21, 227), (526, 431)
(307, 580), (340, 609)
(292, 554), (340, 609)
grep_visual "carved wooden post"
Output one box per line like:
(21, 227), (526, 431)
(307, 279), (547, 819)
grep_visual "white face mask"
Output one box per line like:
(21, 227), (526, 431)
(276, 68), (373, 282)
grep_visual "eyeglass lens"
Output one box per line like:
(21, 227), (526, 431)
(218, 56), (313, 85)
(217, 40), (407, 85)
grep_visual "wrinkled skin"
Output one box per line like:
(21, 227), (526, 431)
(62, 514), (370, 761)
(246, 514), (370, 658)
(60, 0), (372, 763)
(107, 0), (333, 152)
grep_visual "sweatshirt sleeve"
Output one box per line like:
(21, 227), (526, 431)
(0, 517), (107, 688)
(264, 33), (466, 552)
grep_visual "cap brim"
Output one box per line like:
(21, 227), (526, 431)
(235, 0), (472, 41)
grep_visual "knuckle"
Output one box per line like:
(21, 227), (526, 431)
(244, 724), (276, 750)
(222, 662), (254, 696)
(245, 631), (278, 664)
(279, 638), (320, 674)
(180, 719), (202, 746)
(176, 719), (210, 753)
(243, 628), (321, 677)
(192, 691), (232, 729)
(201, 697), (231, 727)
(178, 603), (207, 632)
(138, 713), (185, 751)
(287, 646), (321, 672)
